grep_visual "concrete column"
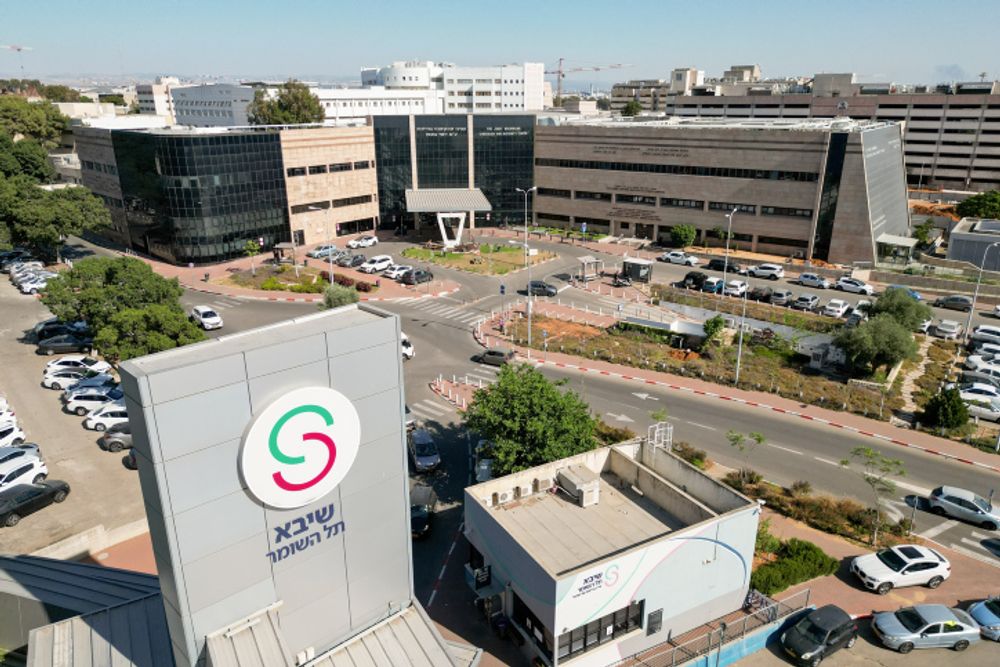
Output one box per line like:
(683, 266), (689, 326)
(467, 114), (475, 230)
(751, 234), (759, 252)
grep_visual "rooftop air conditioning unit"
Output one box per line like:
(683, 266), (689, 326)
(558, 465), (600, 508)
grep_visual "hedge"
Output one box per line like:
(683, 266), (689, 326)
(751, 538), (838, 595)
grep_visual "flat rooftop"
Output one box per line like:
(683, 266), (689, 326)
(543, 115), (894, 133)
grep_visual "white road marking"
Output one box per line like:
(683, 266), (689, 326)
(918, 520), (959, 540)
(960, 537), (994, 554)
(684, 421), (717, 431)
(945, 542), (999, 566)
(813, 456), (840, 466)
(971, 530), (995, 540)
(410, 400), (450, 417)
(631, 392), (659, 401)
(890, 479), (933, 496)
(766, 443), (803, 456)
(606, 412), (635, 423)
(474, 365), (499, 374)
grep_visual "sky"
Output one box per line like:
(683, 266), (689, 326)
(2, 0), (999, 87)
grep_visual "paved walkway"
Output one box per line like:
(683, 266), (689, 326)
(897, 337), (935, 421)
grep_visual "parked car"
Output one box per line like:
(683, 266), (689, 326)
(933, 320), (963, 340)
(971, 325), (1000, 345)
(928, 485), (1000, 529)
(42, 369), (99, 390)
(658, 251), (699, 266)
(845, 307), (868, 327)
(798, 273), (831, 289)
(872, 604), (979, 653)
(944, 382), (1000, 400)
(780, 604), (858, 666)
(748, 286), (773, 302)
(0, 455), (48, 492)
(994, 304), (1000, 319)
(401, 269), (433, 285)
(701, 277), (724, 294)
(527, 280), (557, 297)
(401, 332), (414, 360)
(851, 544), (950, 595)
(705, 258), (744, 274)
(37, 334), (94, 356)
(475, 348), (515, 367)
(933, 294), (974, 312)
(65, 387), (124, 417)
(790, 294), (820, 311)
(189, 305), (224, 330)
(346, 235), (378, 249)
(84, 403), (128, 432)
(969, 341), (1000, 357)
(835, 276), (874, 295)
(723, 280), (748, 297)
(968, 597), (1000, 642)
(962, 365), (1000, 389)
(966, 353), (998, 371)
(408, 429), (441, 472)
(9, 263), (44, 282)
(0, 444), (41, 467)
(0, 480), (70, 527)
(682, 271), (708, 290)
(307, 244), (339, 259)
(887, 285), (923, 301)
(918, 318), (933, 334)
(746, 263), (785, 280)
(0, 422), (26, 448)
(64, 373), (116, 396)
(32, 319), (88, 342)
(336, 253), (366, 268)
(122, 450), (138, 471)
(384, 264), (413, 280)
(359, 254), (393, 274)
(822, 299), (851, 318)
(46, 354), (111, 374)
(770, 289), (795, 306)
(98, 422), (132, 453)
(964, 396), (1000, 422)
(19, 273), (57, 294)
(410, 482), (437, 539)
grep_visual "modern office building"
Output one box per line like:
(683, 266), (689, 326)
(136, 76), (180, 123)
(76, 123), (377, 263)
(464, 436), (758, 666)
(533, 116), (910, 265)
(372, 114), (535, 230)
(172, 83), (254, 126)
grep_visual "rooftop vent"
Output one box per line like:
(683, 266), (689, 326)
(558, 465), (600, 508)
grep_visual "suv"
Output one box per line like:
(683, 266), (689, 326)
(790, 294), (820, 311)
(770, 289), (795, 306)
(972, 325), (1000, 345)
(798, 273), (831, 289)
(65, 387), (124, 416)
(0, 480), (70, 527)
(0, 422), (26, 448)
(701, 277), (724, 294)
(748, 286), (773, 302)
(346, 235), (378, 249)
(658, 251), (699, 266)
(929, 485), (1000, 530)
(747, 263), (785, 280)
(98, 422), (133, 453)
(359, 255), (393, 274)
(401, 269), (433, 285)
(705, 258), (743, 273)
(0, 455), (48, 492)
(307, 244), (339, 259)
(933, 294), (973, 312)
(476, 348), (514, 366)
(527, 280), (557, 297)
(851, 544), (950, 595)
(781, 605), (858, 665)
(190, 305), (224, 330)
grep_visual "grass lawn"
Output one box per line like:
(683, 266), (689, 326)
(221, 264), (331, 294)
(402, 243), (554, 275)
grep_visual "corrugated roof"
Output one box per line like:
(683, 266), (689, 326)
(309, 604), (459, 667)
(405, 189), (492, 213)
(28, 592), (174, 667)
(205, 604), (294, 667)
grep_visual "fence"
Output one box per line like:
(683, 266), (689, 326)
(609, 589), (811, 667)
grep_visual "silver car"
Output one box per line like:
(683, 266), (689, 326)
(872, 604), (980, 653)
(929, 485), (1000, 530)
(407, 429), (440, 473)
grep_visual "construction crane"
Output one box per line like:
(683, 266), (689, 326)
(1, 44), (33, 77)
(545, 58), (631, 101)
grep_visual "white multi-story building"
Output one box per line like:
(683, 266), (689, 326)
(360, 60), (545, 112)
(136, 76), (179, 123)
(172, 83), (254, 126)
(312, 86), (444, 120)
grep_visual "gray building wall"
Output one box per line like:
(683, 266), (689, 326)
(119, 306), (412, 666)
(947, 219), (1000, 270)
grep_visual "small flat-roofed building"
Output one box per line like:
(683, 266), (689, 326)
(463, 436), (758, 666)
(947, 217), (1000, 270)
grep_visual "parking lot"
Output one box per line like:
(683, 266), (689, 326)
(0, 279), (145, 555)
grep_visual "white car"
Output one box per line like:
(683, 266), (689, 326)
(822, 299), (851, 318)
(64, 374), (117, 396)
(0, 443), (41, 467)
(918, 318), (932, 334)
(798, 273), (831, 289)
(65, 388), (123, 417)
(944, 382), (1000, 400)
(0, 454), (47, 491)
(723, 280), (748, 297)
(851, 544), (950, 595)
(359, 255), (393, 274)
(972, 325), (1000, 345)
(384, 264), (413, 281)
(0, 409), (15, 425)
(307, 244), (339, 259)
(347, 235), (378, 249)
(746, 263), (785, 280)
(45, 355), (111, 375)
(933, 320), (962, 340)
(84, 403), (129, 432)
(19, 273), (57, 294)
(966, 354), (998, 371)
(401, 332), (414, 360)
(835, 276), (874, 295)
(42, 369), (97, 390)
(0, 422), (26, 448)
(190, 305), (224, 330)
(964, 396), (1000, 422)
(659, 251), (699, 266)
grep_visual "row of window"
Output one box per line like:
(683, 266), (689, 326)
(290, 194), (374, 214)
(536, 189), (813, 218)
(535, 158), (819, 182)
(286, 161), (371, 177)
(557, 600), (645, 661)
(448, 78), (523, 85)
(82, 160), (117, 176)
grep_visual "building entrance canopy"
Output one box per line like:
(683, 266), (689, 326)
(405, 188), (491, 248)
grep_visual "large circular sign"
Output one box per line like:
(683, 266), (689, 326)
(240, 387), (361, 509)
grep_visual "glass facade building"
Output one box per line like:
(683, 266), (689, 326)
(373, 116), (413, 231)
(113, 129), (289, 264)
(473, 116), (534, 226)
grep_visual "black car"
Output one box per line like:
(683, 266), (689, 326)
(476, 348), (515, 366)
(780, 604), (857, 665)
(705, 258), (744, 273)
(122, 450), (138, 470)
(0, 480), (70, 527)
(401, 269), (434, 285)
(36, 334), (93, 355)
(410, 483), (437, 539)
(933, 294), (974, 312)
(748, 286), (773, 302)
(32, 320), (89, 342)
(527, 280), (557, 297)
(682, 271), (708, 289)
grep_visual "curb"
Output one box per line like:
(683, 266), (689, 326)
(179, 282), (460, 304)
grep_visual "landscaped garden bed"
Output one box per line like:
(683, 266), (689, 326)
(223, 264), (376, 295)
(402, 243), (554, 276)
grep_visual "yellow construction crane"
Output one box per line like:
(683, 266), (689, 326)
(545, 58), (632, 100)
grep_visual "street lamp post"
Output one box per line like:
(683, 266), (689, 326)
(734, 288), (749, 386)
(721, 208), (737, 295)
(964, 241), (1000, 345)
(516, 186), (537, 358)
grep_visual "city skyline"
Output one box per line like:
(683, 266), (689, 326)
(2, 0), (999, 86)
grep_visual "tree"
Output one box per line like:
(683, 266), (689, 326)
(42, 257), (184, 334)
(712, 225), (732, 242)
(840, 446), (905, 546)
(670, 224), (697, 248)
(0, 96), (68, 147)
(919, 387), (969, 430)
(912, 219), (935, 246)
(11, 138), (56, 182)
(321, 283), (359, 309)
(621, 100), (643, 117)
(98, 94), (126, 106)
(0, 132), (21, 178)
(702, 314), (725, 345)
(596, 98), (611, 111)
(464, 364), (598, 475)
(10, 184), (109, 261)
(93, 303), (205, 362)
(834, 314), (916, 376)
(243, 239), (261, 276)
(41, 85), (84, 103)
(956, 190), (1000, 220)
(869, 287), (932, 331)
(726, 430), (765, 485)
(247, 81), (324, 125)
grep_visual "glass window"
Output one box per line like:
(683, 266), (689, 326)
(575, 190), (612, 201)
(308, 164), (327, 175)
(329, 162), (352, 172)
(286, 167), (306, 177)
(537, 187), (571, 198)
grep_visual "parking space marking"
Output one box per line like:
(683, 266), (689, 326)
(918, 519), (959, 540)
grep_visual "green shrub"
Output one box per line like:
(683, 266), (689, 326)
(755, 519), (781, 555)
(321, 283), (359, 309)
(260, 276), (283, 291)
(595, 420), (636, 445)
(750, 538), (838, 595)
(673, 441), (709, 470)
(789, 480), (812, 497)
(289, 280), (326, 294)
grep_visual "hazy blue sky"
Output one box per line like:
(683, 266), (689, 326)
(3, 0), (998, 86)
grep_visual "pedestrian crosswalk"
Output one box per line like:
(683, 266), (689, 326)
(398, 298), (488, 326)
(197, 296), (245, 311)
(408, 398), (455, 422)
(458, 364), (499, 387)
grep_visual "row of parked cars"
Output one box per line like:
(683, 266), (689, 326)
(1, 252), (60, 296)
(306, 245), (434, 285)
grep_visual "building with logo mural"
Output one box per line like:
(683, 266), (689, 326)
(463, 436), (758, 666)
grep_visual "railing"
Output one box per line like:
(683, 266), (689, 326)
(609, 589), (811, 667)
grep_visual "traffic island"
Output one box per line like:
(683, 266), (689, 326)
(402, 242), (556, 276)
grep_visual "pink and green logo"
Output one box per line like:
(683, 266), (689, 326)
(241, 387), (361, 509)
